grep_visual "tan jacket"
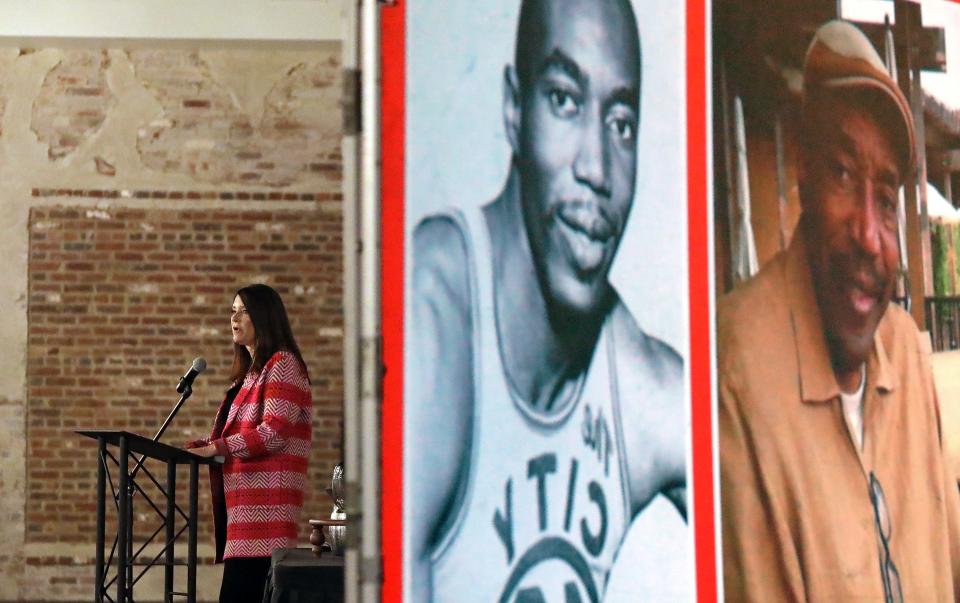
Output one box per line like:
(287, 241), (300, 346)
(718, 233), (960, 602)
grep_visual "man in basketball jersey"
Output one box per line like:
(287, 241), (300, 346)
(408, 0), (687, 600)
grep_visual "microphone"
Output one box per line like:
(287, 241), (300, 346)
(177, 357), (207, 393)
(130, 356), (208, 479)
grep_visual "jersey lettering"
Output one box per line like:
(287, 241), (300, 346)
(492, 455), (609, 562)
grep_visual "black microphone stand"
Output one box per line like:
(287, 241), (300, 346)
(130, 382), (194, 480)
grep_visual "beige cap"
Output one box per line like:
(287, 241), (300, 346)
(803, 19), (915, 172)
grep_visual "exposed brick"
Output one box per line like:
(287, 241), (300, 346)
(27, 206), (343, 548)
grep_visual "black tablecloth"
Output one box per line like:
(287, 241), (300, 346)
(263, 548), (344, 603)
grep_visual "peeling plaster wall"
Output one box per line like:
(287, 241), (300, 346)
(132, 50), (341, 187)
(32, 50), (113, 160)
(0, 42), (343, 602)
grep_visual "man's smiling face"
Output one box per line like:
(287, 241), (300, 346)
(509, 0), (640, 318)
(800, 92), (903, 375)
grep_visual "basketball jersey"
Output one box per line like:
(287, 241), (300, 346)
(430, 206), (631, 603)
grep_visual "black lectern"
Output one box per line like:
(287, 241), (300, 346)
(77, 430), (223, 603)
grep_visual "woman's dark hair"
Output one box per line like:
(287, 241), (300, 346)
(229, 283), (310, 384)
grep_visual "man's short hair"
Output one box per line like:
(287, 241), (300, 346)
(514, 0), (641, 93)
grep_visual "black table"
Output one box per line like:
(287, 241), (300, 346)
(263, 548), (344, 603)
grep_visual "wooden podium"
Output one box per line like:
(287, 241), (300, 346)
(77, 430), (223, 603)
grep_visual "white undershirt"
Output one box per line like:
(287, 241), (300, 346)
(840, 364), (867, 451)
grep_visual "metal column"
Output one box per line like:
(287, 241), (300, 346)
(359, 0), (383, 600)
(341, 0), (363, 601)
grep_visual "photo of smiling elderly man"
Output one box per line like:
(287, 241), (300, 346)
(718, 17), (960, 602)
(404, 0), (690, 601)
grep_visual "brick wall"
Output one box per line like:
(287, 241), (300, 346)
(27, 206), (343, 545)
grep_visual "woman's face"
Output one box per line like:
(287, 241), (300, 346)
(231, 294), (256, 349)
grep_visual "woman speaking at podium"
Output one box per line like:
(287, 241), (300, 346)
(186, 284), (313, 603)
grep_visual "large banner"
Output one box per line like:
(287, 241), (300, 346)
(712, 1), (960, 601)
(381, 0), (960, 601)
(399, 1), (694, 601)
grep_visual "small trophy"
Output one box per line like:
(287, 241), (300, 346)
(309, 462), (347, 557)
(328, 462), (346, 555)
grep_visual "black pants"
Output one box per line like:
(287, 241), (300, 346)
(219, 556), (272, 603)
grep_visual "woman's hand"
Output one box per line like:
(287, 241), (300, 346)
(189, 443), (219, 458)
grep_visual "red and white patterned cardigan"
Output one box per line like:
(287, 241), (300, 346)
(198, 350), (313, 560)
